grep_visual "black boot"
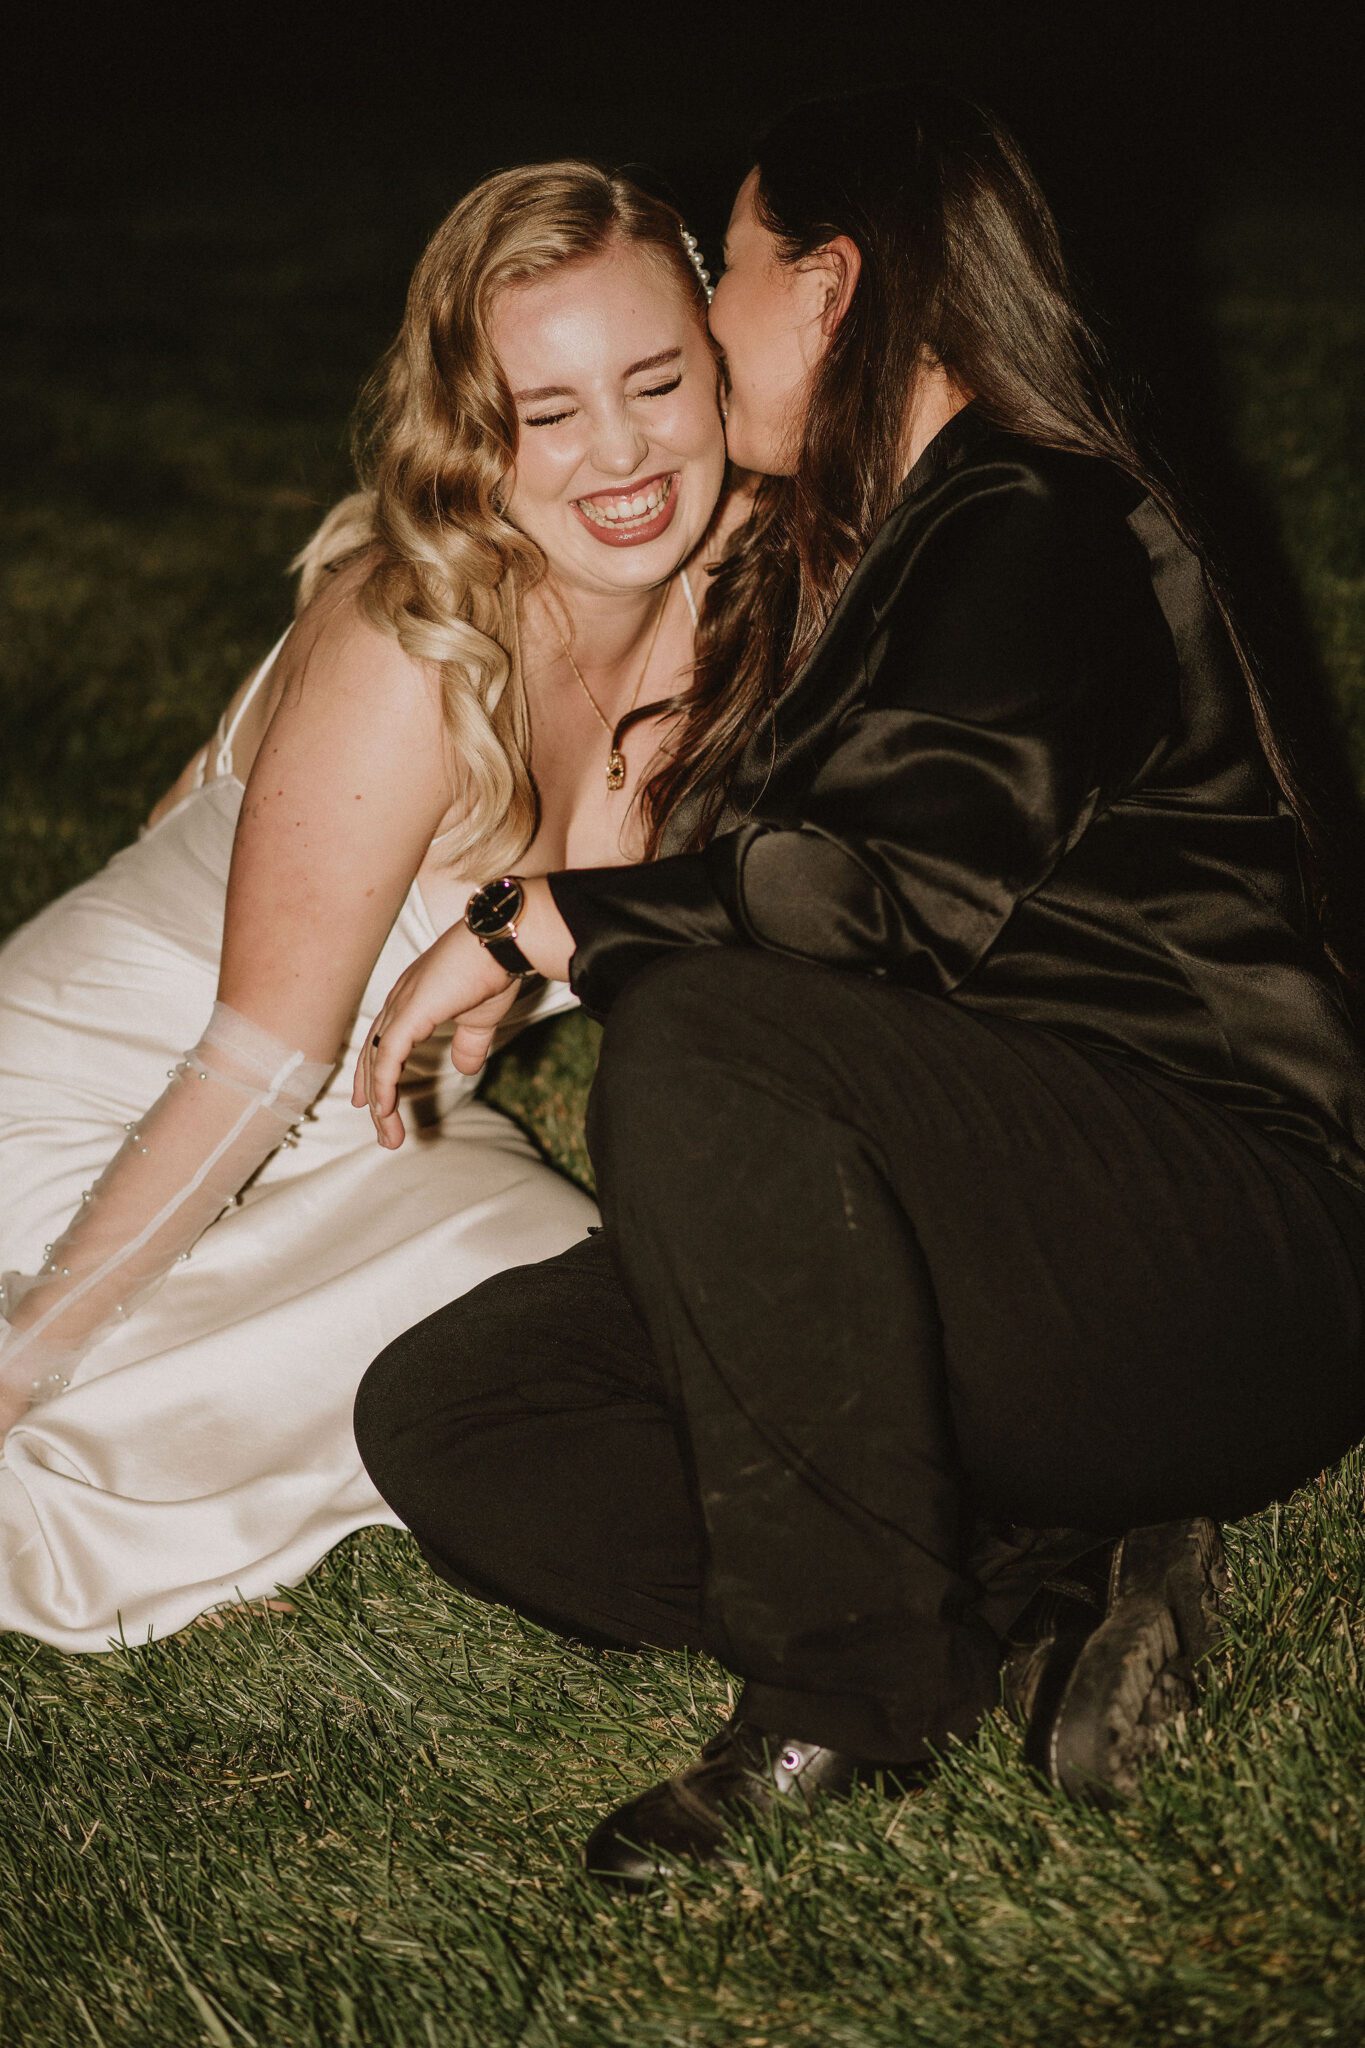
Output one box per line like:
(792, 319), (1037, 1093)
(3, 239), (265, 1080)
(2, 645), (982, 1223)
(583, 1720), (918, 1891)
(1000, 1539), (1114, 1725)
(1015, 1516), (1228, 1804)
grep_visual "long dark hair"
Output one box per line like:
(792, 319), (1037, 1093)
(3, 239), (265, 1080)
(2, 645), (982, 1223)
(638, 86), (1362, 1003)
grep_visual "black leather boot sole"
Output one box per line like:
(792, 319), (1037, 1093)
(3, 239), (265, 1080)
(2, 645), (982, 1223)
(1023, 1516), (1228, 1805)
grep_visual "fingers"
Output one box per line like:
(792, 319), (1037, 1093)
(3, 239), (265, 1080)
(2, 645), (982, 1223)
(351, 1005), (415, 1150)
(350, 1021), (391, 1114)
(449, 1021), (498, 1075)
(366, 1019), (426, 1148)
(352, 931), (517, 1143)
(350, 1037), (373, 1108)
(447, 982), (523, 1076)
(351, 1024), (387, 1127)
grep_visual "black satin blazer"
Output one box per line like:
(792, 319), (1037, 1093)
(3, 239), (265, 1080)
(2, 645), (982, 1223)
(550, 406), (1365, 1188)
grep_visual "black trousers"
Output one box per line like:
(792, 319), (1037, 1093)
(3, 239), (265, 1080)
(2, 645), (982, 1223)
(355, 952), (1365, 1762)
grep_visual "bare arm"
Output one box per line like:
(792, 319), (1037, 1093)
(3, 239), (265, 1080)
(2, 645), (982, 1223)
(218, 584), (452, 1056)
(2, 587), (453, 1427)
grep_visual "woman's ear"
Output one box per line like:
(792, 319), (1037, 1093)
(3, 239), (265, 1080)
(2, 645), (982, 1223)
(814, 235), (862, 334)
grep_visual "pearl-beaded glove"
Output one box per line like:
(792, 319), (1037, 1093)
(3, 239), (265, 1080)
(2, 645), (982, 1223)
(0, 1002), (333, 1432)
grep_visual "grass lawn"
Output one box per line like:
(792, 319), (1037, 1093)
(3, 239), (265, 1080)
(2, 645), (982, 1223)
(2, 162), (1363, 2046)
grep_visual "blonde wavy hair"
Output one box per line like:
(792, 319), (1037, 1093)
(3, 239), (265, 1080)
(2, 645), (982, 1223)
(291, 160), (713, 876)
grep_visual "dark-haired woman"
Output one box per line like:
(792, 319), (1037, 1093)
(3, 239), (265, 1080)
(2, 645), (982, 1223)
(353, 89), (1365, 1887)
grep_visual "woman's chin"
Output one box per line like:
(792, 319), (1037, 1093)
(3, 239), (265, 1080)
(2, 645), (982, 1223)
(721, 411), (789, 480)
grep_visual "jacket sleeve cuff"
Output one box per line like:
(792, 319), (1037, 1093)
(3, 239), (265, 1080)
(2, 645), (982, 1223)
(547, 848), (743, 1017)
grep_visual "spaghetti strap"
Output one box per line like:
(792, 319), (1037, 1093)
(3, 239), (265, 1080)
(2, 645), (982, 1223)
(213, 628), (291, 778)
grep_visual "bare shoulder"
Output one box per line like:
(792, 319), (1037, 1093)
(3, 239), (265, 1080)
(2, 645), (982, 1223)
(237, 551), (451, 830)
(273, 552), (441, 728)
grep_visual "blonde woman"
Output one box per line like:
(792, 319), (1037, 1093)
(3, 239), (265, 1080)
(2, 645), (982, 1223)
(0, 161), (731, 1650)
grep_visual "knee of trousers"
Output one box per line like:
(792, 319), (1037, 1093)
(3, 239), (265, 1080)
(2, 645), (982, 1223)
(353, 1328), (505, 1587)
(353, 1293), (560, 1584)
(590, 947), (816, 1148)
(353, 1330), (427, 1515)
(351, 1316), (501, 1556)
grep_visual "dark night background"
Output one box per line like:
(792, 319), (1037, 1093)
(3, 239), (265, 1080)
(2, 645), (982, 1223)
(7, 2), (1359, 481)
(5, 2), (1359, 921)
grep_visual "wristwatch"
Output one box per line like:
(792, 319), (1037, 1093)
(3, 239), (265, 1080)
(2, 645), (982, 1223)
(464, 874), (536, 977)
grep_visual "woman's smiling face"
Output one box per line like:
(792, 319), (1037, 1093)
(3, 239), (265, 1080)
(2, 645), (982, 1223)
(490, 242), (726, 597)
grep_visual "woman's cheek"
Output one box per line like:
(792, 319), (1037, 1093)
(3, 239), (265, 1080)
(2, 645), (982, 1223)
(525, 437), (582, 502)
(509, 443), (547, 505)
(670, 394), (727, 462)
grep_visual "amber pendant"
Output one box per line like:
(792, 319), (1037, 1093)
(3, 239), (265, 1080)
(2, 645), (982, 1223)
(606, 748), (626, 792)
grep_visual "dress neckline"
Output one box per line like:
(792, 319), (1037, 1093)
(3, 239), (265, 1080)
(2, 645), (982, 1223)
(184, 563), (703, 933)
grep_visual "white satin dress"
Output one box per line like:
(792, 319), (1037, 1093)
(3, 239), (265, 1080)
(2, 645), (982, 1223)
(0, 645), (597, 1651)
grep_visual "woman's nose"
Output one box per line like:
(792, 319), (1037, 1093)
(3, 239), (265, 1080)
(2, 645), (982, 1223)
(589, 405), (649, 477)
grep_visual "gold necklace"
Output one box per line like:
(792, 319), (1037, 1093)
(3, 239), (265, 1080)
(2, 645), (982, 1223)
(557, 578), (672, 792)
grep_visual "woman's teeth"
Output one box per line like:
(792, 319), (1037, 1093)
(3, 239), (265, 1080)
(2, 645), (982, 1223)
(576, 478), (673, 527)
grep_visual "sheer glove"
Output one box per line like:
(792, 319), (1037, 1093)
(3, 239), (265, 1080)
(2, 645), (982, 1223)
(0, 1002), (333, 1432)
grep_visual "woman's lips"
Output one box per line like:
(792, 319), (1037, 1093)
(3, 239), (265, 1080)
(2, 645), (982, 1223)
(571, 473), (679, 548)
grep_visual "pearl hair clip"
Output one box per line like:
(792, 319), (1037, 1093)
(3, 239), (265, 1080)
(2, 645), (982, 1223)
(680, 227), (713, 302)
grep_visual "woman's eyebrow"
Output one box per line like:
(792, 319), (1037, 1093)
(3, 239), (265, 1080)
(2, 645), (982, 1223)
(512, 347), (682, 404)
(625, 347), (682, 377)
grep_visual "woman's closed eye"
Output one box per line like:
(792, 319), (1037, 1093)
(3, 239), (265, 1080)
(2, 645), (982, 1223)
(522, 375), (684, 430)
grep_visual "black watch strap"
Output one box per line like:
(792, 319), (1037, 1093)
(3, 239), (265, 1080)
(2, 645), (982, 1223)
(484, 930), (536, 977)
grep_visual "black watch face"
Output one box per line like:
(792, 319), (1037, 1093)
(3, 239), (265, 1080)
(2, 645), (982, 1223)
(467, 876), (523, 940)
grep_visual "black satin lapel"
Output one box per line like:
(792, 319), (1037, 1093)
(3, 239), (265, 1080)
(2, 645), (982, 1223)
(661, 496), (929, 850)
(662, 409), (1005, 850)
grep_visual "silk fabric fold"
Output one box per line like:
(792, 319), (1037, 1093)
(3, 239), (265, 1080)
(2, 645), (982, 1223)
(550, 407), (1365, 1189)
